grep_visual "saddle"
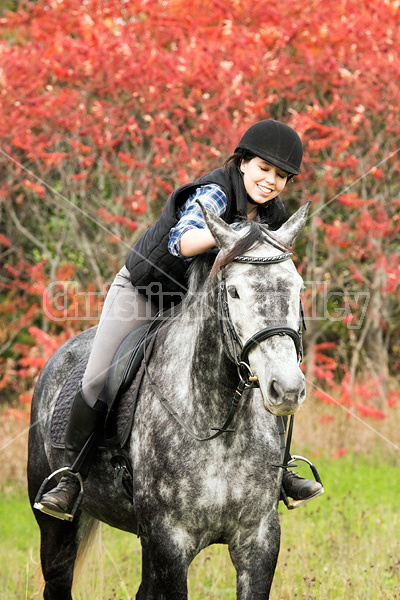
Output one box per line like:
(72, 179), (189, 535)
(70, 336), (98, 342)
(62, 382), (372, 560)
(51, 324), (158, 451)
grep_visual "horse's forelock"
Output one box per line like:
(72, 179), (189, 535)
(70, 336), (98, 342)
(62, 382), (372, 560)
(183, 220), (290, 306)
(210, 222), (263, 275)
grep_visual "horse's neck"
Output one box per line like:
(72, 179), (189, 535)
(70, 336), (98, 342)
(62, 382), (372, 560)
(152, 289), (277, 450)
(163, 292), (237, 405)
(158, 295), (272, 449)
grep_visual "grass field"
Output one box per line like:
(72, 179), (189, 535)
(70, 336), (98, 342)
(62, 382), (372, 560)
(1, 451), (399, 600)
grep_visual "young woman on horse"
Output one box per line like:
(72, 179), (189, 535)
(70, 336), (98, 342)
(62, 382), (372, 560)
(35, 119), (323, 520)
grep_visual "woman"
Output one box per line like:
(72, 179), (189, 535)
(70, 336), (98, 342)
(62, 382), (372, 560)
(36, 119), (322, 519)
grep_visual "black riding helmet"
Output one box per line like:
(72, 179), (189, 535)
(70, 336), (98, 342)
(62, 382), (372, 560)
(235, 119), (303, 176)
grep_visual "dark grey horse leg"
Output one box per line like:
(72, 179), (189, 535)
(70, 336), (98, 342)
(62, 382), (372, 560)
(30, 510), (81, 600)
(136, 533), (190, 600)
(228, 515), (281, 600)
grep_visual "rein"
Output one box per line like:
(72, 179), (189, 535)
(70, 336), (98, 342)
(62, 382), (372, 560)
(143, 314), (251, 442)
(143, 251), (305, 444)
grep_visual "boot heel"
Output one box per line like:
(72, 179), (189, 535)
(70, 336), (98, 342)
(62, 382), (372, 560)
(34, 467), (84, 521)
(281, 456), (324, 510)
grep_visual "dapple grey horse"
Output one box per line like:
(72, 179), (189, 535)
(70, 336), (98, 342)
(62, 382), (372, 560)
(28, 202), (310, 599)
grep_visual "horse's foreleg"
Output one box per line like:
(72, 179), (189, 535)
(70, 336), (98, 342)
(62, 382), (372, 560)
(136, 531), (191, 600)
(228, 514), (281, 600)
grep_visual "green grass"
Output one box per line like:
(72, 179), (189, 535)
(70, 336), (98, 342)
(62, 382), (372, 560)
(1, 453), (399, 599)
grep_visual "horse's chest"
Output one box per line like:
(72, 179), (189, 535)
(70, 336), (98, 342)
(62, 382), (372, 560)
(132, 433), (275, 527)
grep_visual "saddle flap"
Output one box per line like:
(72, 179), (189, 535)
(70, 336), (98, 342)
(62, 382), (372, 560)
(102, 324), (149, 405)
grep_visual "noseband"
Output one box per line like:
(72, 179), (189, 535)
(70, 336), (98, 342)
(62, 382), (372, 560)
(218, 252), (304, 386)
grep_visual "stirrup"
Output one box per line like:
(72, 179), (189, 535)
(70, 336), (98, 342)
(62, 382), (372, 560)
(33, 467), (84, 522)
(281, 455), (324, 510)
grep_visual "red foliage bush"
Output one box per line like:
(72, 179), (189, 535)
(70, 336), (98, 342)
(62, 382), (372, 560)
(0, 0), (399, 419)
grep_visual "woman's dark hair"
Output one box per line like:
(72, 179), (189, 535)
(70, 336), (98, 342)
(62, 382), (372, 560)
(222, 149), (291, 231)
(222, 149), (257, 172)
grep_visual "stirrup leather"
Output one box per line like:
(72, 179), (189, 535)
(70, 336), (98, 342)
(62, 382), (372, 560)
(33, 467), (84, 522)
(281, 455), (324, 510)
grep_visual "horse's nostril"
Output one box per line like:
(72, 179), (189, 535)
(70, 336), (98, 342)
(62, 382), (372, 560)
(299, 386), (306, 402)
(269, 379), (281, 403)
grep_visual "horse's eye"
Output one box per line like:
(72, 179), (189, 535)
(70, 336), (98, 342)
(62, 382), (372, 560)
(227, 285), (240, 299)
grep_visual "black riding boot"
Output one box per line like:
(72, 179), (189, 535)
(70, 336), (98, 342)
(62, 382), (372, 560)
(35, 385), (107, 520)
(281, 468), (323, 508)
(279, 416), (323, 508)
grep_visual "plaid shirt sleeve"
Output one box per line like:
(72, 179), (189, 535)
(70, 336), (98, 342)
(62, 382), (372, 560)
(168, 184), (227, 259)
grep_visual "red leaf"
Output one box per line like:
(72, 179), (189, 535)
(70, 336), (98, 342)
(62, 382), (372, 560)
(0, 234), (11, 247)
(19, 393), (32, 405)
(335, 448), (348, 459)
(355, 405), (386, 420)
(319, 415), (335, 425)
(22, 180), (45, 198)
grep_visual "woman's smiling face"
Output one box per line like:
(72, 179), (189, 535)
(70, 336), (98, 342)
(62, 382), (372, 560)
(240, 157), (288, 206)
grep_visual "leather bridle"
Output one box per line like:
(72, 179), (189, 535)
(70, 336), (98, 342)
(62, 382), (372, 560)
(218, 251), (304, 387)
(144, 250), (306, 442)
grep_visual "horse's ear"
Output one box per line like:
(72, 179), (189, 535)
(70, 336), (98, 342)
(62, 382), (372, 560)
(197, 200), (238, 250)
(274, 201), (311, 247)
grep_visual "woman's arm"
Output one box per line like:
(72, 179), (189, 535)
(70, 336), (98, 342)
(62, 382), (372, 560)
(168, 184), (227, 259)
(179, 227), (216, 257)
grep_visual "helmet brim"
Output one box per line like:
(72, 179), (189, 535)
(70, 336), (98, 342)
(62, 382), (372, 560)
(235, 144), (300, 176)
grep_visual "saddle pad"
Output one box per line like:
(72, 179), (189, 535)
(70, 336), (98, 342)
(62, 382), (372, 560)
(50, 352), (150, 450)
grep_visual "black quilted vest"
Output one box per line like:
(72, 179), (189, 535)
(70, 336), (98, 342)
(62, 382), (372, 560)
(125, 167), (287, 309)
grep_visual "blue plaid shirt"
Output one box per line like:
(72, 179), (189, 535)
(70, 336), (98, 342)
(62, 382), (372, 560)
(168, 184), (227, 259)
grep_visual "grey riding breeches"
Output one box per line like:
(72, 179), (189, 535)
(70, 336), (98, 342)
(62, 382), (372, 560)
(81, 266), (158, 407)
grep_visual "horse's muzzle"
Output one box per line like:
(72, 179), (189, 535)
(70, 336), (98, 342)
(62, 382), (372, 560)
(261, 374), (306, 416)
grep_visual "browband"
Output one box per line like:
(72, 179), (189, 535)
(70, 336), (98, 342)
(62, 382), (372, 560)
(233, 252), (293, 265)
